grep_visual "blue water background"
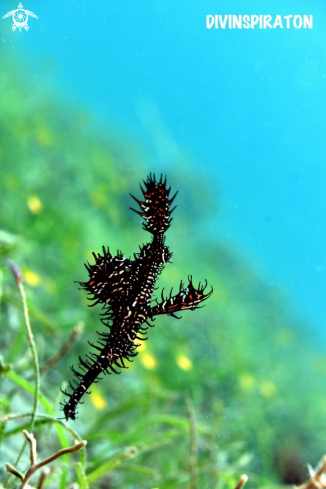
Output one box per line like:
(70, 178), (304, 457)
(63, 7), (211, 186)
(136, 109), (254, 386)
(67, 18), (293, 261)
(1, 0), (326, 333)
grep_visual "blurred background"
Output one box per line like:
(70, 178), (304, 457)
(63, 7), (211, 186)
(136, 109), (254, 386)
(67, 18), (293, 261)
(1, 0), (326, 488)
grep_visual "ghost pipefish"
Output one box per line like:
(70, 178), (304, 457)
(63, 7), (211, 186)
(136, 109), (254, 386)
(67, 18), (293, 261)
(61, 174), (213, 421)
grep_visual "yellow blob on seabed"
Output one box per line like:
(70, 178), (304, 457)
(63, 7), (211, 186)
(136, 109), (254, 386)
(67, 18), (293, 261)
(176, 355), (193, 371)
(260, 380), (277, 398)
(90, 386), (107, 410)
(27, 196), (43, 214)
(141, 352), (157, 370)
(24, 270), (41, 287)
(238, 373), (255, 391)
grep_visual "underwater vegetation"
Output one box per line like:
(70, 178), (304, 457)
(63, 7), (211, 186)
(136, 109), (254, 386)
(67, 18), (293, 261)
(1, 45), (326, 487)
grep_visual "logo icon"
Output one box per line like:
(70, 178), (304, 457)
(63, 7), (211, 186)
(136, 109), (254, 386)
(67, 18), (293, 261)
(3, 3), (38, 32)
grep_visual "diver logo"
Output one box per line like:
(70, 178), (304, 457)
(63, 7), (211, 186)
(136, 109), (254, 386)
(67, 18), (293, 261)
(3, 3), (38, 32)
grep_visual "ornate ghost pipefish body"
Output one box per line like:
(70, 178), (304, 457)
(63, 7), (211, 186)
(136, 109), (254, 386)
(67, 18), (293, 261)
(61, 174), (213, 421)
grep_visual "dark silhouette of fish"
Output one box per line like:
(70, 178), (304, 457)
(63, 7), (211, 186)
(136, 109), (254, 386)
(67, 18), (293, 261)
(61, 174), (213, 421)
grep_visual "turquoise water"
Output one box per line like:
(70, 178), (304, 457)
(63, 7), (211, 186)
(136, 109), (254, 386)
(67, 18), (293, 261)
(2, 0), (326, 331)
